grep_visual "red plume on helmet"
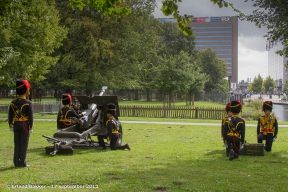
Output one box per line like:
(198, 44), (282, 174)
(225, 103), (231, 113)
(62, 93), (72, 105)
(16, 78), (30, 95)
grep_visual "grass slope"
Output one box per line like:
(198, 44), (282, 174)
(0, 120), (287, 192)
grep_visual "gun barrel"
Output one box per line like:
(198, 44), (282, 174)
(42, 135), (62, 142)
(99, 86), (108, 96)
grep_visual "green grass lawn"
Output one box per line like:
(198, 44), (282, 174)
(0, 119), (287, 192)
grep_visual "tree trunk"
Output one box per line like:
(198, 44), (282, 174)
(192, 93), (195, 106)
(146, 88), (151, 101)
(128, 90), (131, 101)
(168, 91), (172, 108)
(134, 90), (139, 100)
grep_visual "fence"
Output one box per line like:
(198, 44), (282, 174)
(0, 102), (61, 115)
(1, 104), (226, 120)
(120, 105), (226, 120)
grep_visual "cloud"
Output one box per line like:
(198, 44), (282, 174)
(153, 0), (270, 82)
(239, 35), (267, 53)
(238, 38), (268, 81)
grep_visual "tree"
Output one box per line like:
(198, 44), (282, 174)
(263, 76), (275, 93)
(159, 21), (196, 57)
(154, 51), (205, 107)
(283, 80), (288, 95)
(187, 67), (208, 106)
(68, 0), (193, 36)
(0, 0), (67, 87)
(51, 0), (163, 97)
(251, 74), (263, 93)
(247, 83), (253, 91)
(68, 0), (131, 17)
(197, 48), (228, 93)
(229, 0), (288, 66)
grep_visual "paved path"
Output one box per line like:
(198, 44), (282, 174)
(3, 118), (287, 127)
(120, 121), (288, 127)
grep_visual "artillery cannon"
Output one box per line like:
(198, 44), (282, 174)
(42, 86), (123, 155)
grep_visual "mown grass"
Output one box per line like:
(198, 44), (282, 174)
(0, 119), (287, 192)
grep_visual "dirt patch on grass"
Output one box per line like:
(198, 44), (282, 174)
(153, 186), (170, 191)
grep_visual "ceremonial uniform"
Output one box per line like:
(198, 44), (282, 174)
(8, 79), (33, 167)
(257, 101), (278, 152)
(57, 93), (81, 129)
(221, 103), (232, 156)
(223, 100), (245, 161)
(98, 103), (130, 150)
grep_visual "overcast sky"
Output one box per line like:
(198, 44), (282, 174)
(153, 0), (269, 82)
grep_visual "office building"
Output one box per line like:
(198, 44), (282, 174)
(161, 16), (238, 87)
(266, 40), (288, 92)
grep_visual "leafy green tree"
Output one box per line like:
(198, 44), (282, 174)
(108, 0), (164, 99)
(187, 64), (208, 106)
(0, 0), (67, 87)
(51, 0), (162, 97)
(159, 21), (196, 57)
(155, 51), (204, 107)
(68, 0), (193, 36)
(263, 76), (275, 93)
(283, 80), (288, 95)
(197, 48), (228, 93)
(68, 0), (131, 17)
(55, 0), (107, 95)
(252, 74), (263, 93)
(247, 83), (253, 91)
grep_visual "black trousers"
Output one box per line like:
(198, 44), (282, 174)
(226, 136), (240, 154)
(13, 121), (30, 167)
(258, 133), (274, 151)
(97, 133), (125, 150)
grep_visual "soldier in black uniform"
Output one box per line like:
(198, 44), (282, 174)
(223, 100), (245, 161)
(257, 101), (278, 152)
(98, 103), (130, 150)
(8, 79), (33, 167)
(57, 93), (81, 129)
(221, 103), (232, 156)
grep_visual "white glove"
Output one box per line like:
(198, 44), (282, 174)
(273, 138), (276, 142)
(223, 144), (228, 148)
(29, 130), (33, 134)
(240, 145), (244, 150)
(10, 128), (14, 132)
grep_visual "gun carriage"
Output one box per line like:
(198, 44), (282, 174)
(42, 86), (123, 155)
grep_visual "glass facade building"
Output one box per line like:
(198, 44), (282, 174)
(161, 16), (238, 86)
(267, 41), (287, 92)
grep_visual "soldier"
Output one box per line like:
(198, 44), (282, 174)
(98, 103), (130, 150)
(223, 100), (245, 161)
(8, 79), (33, 167)
(257, 101), (278, 152)
(221, 103), (232, 156)
(57, 93), (81, 129)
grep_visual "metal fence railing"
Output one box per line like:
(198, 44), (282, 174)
(0, 102), (62, 115)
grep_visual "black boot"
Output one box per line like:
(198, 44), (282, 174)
(125, 143), (131, 150)
(226, 148), (230, 157)
(229, 144), (234, 161)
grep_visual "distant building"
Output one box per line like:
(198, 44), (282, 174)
(266, 40), (287, 92)
(160, 16), (238, 88)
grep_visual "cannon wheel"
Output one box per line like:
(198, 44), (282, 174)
(117, 124), (123, 146)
